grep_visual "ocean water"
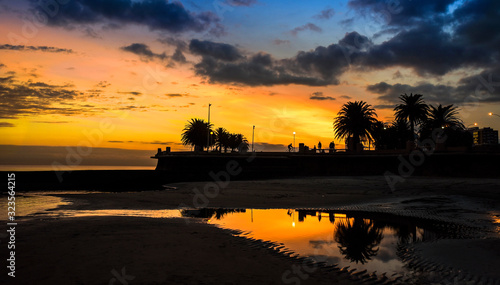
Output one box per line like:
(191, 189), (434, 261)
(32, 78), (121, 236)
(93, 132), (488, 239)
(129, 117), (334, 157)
(0, 165), (156, 171)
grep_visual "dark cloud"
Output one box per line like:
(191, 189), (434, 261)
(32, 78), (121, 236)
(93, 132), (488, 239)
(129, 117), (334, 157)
(340, 95), (352, 99)
(190, 35), (356, 86)
(0, 122), (14, 127)
(37, 0), (222, 34)
(0, 44), (73, 53)
(225, 0), (257, 6)
(452, 0), (500, 51)
(348, 0), (455, 26)
(314, 8), (335, 20)
(121, 43), (167, 60)
(189, 39), (242, 61)
(310, 92), (336, 101)
(291, 23), (322, 36)
(367, 68), (500, 106)
(190, 1), (500, 87)
(357, 22), (492, 76)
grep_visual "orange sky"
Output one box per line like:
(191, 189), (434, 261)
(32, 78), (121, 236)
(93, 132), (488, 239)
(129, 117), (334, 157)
(1, 0), (499, 165)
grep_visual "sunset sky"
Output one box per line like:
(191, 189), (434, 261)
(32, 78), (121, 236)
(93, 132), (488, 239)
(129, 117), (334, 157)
(1, 0), (499, 166)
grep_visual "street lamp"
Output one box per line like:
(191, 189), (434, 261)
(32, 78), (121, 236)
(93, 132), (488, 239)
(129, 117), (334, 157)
(293, 132), (296, 152)
(207, 103), (211, 152)
(466, 123), (478, 129)
(489, 112), (500, 118)
(252, 125), (255, 152)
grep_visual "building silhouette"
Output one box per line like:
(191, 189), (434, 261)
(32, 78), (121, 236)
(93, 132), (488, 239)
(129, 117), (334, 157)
(470, 127), (499, 145)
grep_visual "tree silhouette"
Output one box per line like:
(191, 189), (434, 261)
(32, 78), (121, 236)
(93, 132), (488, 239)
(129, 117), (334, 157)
(372, 119), (412, 150)
(333, 101), (378, 152)
(423, 104), (465, 130)
(227, 133), (249, 152)
(394, 93), (429, 141)
(334, 218), (383, 264)
(420, 104), (471, 147)
(236, 134), (249, 152)
(181, 118), (213, 151)
(214, 127), (230, 153)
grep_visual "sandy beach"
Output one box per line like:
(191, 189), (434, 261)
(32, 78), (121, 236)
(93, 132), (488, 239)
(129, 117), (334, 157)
(1, 176), (500, 284)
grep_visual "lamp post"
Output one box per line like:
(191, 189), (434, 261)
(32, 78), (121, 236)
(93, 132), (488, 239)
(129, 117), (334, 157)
(207, 103), (211, 152)
(252, 125), (255, 152)
(293, 132), (296, 152)
(489, 112), (500, 118)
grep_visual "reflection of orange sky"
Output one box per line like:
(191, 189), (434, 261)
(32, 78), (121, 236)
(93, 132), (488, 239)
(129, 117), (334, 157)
(209, 209), (408, 274)
(209, 209), (348, 243)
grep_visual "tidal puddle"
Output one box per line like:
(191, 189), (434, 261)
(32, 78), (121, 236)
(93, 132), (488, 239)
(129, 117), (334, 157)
(182, 208), (448, 277)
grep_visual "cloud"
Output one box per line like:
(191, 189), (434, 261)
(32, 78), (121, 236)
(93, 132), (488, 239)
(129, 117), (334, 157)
(348, 0), (455, 26)
(171, 47), (187, 63)
(291, 23), (322, 36)
(121, 43), (167, 60)
(273, 39), (290, 45)
(225, 0), (257, 6)
(357, 22), (492, 76)
(165, 93), (189, 98)
(0, 74), (107, 119)
(0, 44), (73, 53)
(37, 0), (222, 34)
(339, 95), (352, 99)
(314, 8), (335, 20)
(117, 91), (142, 97)
(190, 1), (500, 87)
(0, 122), (14, 127)
(189, 39), (242, 61)
(367, 68), (500, 106)
(96, 81), (111, 88)
(310, 92), (336, 101)
(190, 34), (367, 86)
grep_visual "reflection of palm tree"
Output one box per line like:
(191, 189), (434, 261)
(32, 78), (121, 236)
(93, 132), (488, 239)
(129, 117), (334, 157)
(333, 101), (378, 152)
(180, 208), (246, 219)
(334, 218), (383, 264)
(181, 118), (213, 151)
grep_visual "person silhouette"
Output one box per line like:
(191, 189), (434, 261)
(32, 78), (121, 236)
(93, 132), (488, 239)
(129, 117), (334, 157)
(318, 141), (322, 150)
(288, 143), (293, 152)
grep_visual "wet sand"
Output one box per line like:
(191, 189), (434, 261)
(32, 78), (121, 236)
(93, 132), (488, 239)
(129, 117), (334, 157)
(2, 176), (500, 284)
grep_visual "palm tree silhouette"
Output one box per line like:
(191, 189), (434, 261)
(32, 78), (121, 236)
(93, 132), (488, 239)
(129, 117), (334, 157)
(394, 93), (429, 142)
(181, 118), (213, 152)
(227, 133), (249, 152)
(334, 218), (383, 264)
(333, 101), (378, 152)
(214, 127), (230, 153)
(424, 104), (465, 130)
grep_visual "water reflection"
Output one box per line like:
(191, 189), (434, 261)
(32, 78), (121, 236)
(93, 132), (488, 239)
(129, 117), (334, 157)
(181, 208), (246, 219)
(203, 208), (437, 277)
(334, 218), (383, 264)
